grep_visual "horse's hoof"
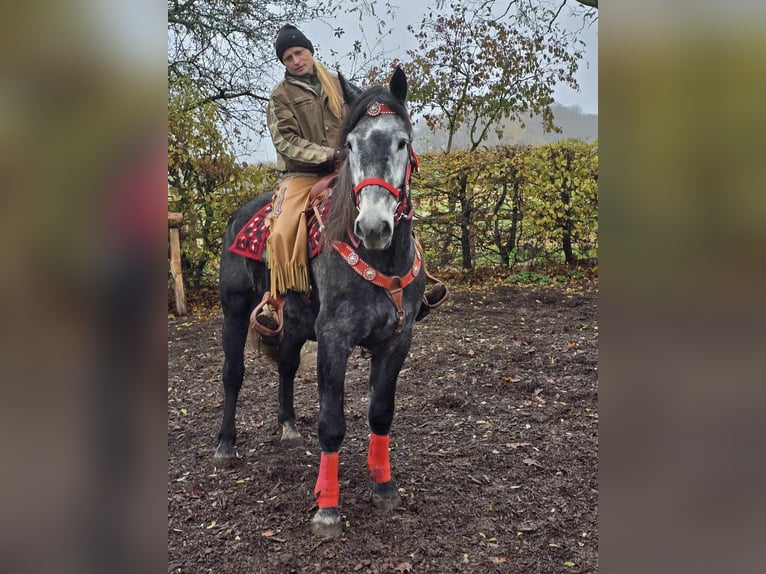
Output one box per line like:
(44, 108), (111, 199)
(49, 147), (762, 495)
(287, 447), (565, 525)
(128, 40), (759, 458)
(371, 481), (401, 510)
(280, 421), (302, 442)
(311, 508), (342, 538)
(213, 443), (239, 468)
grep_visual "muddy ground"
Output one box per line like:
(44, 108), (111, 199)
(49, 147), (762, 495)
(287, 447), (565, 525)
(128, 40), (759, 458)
(168, 282), (598, 573)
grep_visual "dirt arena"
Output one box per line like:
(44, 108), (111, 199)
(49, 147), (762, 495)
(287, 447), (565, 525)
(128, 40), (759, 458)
(168, 283), (598, 573)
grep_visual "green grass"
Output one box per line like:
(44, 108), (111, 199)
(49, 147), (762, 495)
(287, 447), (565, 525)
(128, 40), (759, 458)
(505, 270), (552, 286)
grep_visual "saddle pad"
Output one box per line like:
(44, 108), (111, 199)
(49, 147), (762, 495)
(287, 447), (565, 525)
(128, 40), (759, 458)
(229, 195), (335, 262)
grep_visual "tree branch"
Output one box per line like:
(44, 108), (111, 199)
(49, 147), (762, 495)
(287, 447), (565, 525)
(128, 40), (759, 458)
(183, 89), (269, 113)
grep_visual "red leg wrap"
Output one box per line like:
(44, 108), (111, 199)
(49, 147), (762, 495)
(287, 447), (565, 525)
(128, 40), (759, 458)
(314, 452), (340, 508)
(367, 433), (391, 483)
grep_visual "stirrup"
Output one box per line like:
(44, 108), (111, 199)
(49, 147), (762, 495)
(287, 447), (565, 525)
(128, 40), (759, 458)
(423, 269), (449, 310)
(250, 292), (284, 338)
(416, 274), (448, 322)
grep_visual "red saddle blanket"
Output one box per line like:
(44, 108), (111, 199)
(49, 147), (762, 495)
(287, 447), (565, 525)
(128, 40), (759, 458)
(228, 195), (335, 262)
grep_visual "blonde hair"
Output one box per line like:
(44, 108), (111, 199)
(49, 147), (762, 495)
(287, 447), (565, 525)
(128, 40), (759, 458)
(315, 61), (343, 120)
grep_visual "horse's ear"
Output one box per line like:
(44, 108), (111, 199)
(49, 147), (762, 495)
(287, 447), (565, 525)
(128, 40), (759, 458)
(338, 72), (363, 105)
(390, 66), (407, 104)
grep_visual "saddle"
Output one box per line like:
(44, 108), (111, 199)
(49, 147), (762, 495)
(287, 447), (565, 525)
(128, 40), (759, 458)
(230, 173), (448, 319)
(228, 174), (336, 262)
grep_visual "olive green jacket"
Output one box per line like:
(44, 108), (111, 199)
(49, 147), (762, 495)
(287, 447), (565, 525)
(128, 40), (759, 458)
(267, 72), (344, 176)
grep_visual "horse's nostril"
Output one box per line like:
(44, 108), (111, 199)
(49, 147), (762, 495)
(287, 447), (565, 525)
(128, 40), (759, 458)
(355, 217), (393, 243)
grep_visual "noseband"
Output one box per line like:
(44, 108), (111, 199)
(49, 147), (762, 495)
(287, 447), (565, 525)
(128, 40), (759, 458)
(350, 102), (419, 222)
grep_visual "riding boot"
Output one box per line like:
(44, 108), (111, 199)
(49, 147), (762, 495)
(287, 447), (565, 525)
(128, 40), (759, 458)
(415, 272), (449, 322)
(251, 291), (284, 344)
(413, 234), (448, 322)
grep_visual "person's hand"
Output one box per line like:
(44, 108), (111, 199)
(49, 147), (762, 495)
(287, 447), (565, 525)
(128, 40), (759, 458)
(332, 148), (344, 170)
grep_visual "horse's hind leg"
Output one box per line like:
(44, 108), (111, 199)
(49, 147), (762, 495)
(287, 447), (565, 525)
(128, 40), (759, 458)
(214, 293), (251, 465)
(366, 341), (411, 510)
(276, 337), (304, 441)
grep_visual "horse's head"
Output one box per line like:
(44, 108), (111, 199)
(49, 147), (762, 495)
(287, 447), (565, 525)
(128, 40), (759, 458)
(337, 67), (417, 250)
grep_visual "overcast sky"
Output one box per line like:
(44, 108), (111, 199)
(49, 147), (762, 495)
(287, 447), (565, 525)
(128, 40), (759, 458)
(304, 5), (598, 113)
(250, 3), (598, 162)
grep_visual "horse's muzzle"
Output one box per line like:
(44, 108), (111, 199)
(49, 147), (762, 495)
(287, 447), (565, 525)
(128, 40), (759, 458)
(354, 214), (393, 250)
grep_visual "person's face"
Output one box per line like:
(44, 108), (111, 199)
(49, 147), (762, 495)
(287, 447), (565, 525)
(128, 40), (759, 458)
(281, 46), (314, 76)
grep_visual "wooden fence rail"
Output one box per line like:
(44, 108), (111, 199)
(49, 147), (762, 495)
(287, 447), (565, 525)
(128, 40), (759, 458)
(168, 212), (187, 315)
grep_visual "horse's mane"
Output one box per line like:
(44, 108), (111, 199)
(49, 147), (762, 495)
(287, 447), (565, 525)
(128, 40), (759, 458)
(322, 85), (413, 244)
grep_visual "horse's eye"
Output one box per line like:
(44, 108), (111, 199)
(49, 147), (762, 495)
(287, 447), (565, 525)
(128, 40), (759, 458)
(398, 139), (408, 151)
(346, 141), (353, 152)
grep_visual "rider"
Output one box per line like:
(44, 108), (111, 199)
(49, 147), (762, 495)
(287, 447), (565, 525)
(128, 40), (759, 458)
(252, 24), (446, 339)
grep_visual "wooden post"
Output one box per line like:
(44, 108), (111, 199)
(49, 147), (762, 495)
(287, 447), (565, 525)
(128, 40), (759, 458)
(168, 212), (187, 315)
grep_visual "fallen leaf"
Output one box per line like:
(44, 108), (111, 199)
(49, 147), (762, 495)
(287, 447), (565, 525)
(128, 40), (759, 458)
(490, 557), (507, 564)
(506, 442), (531, 449)
(467, 349), (475, 357)
(393, 562), (412, 573)
(261, 529), (276, 537)
(566, 342), (577, 350)
(522, 458), (543, 468)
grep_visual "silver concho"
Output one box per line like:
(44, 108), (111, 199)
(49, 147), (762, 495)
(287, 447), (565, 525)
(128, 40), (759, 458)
(364, 268), (377, 281)
(367, 102), (381, 116)
(347, 253), (359, 265)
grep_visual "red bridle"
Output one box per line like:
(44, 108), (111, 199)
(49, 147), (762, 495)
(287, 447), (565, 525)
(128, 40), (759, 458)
(350, 102), (420, 222)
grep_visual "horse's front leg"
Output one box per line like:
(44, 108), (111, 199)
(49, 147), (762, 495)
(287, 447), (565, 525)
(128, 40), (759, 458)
(367, 335), (412, 510)
(310, 330), (352, 538)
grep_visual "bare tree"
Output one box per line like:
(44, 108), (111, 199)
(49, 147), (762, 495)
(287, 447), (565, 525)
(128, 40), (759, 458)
(168, 0), (391, 140)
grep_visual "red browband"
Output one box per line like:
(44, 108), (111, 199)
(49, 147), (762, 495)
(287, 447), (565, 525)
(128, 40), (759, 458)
(366, 102), (396, 116)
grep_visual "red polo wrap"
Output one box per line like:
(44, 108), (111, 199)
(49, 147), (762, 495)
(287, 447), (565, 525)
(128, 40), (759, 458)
(314, 452), (340, 508)
(367, 433), (391, 483)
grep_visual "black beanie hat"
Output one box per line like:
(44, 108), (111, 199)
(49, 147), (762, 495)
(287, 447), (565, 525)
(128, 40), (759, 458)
(274, 24), (314, 62)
